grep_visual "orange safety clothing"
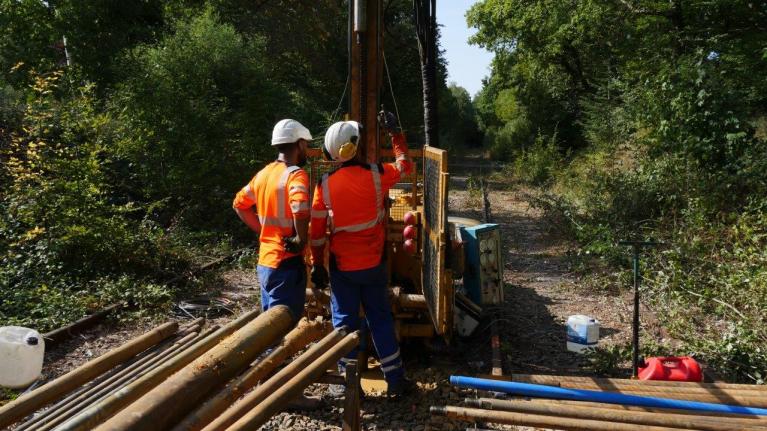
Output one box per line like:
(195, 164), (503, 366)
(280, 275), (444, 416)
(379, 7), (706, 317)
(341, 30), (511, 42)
(310, 133), (412, 271)
(234, 161), (310, 269)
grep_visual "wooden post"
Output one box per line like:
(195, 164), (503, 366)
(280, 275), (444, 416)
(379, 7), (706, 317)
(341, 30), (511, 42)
(343, 360), (361, 431)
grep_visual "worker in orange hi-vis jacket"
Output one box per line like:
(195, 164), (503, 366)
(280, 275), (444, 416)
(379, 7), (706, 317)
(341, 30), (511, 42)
(233, 119), (312, 323)
(309, 111), (415, 398)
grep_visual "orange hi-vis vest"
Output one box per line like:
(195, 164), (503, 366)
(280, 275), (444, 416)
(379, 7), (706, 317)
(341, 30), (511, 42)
(311, 133), (412, 271)
(233, 161), (310, 268)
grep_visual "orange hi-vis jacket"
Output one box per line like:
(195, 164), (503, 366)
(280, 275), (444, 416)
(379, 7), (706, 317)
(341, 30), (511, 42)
(310, 133), (412, 271)
(233, 161), (310, 269)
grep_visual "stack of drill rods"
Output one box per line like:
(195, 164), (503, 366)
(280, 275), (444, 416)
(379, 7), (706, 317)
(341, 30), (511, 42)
(57, 309), (260, 431)
(450, 376), (767, 416)
(512, 374), (767, 407)
(464, 398), (767, 431)
(173, 318), (330, 431)
(432, 405), (696, 431)
(18, 326), (212, 431)
(201, 327), (356, 431)
(226, 330), (361, 431)
(513, 374), (767, 391)
(0, 321), (180, 429)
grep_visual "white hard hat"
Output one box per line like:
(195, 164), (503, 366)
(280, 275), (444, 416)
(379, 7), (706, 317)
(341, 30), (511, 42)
(271, 119), (312, 146)
(323, 121), (360, 162)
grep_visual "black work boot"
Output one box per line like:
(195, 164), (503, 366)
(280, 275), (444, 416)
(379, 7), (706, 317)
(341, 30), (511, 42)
(387, 378), (416, 400)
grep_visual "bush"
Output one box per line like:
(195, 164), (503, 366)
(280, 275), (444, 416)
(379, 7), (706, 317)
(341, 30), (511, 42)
(512, 132), (562, 185)
(111, 10), (296, 231)
(0, 71), (193, 331)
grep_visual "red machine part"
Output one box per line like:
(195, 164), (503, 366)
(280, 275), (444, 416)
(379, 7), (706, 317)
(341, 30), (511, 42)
(638, 356), (703, 382)
(403, 211), (417, 226)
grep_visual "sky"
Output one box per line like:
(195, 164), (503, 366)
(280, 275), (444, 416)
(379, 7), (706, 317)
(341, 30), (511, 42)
(437, 1), (494, 98)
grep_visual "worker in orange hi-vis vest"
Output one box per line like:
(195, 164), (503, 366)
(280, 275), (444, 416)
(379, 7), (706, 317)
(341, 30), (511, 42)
(233, 119), (312, 322)
(309, 111), (415, 398)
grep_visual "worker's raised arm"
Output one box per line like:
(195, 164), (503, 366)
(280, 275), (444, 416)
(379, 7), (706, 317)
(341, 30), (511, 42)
(233, 180), (261, 233)
(379, 110), (413, 186)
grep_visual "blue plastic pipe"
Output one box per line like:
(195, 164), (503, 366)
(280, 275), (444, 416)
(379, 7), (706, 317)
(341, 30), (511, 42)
(450, 376), (767, 416)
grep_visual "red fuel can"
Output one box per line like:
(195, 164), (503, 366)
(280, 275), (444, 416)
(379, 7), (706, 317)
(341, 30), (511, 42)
(638, 356), (703, 382)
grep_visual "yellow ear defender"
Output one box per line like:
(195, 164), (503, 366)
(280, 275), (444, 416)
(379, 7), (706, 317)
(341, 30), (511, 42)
(339, 140), (358, 160)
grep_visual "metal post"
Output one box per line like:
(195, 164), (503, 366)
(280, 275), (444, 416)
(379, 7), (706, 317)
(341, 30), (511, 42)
(618, 241), (659, 378)
(342, 360), (361, 431)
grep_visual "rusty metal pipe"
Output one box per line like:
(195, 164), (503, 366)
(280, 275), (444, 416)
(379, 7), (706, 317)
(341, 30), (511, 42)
(515, 375), (767, 399)
(466, 398), (767, 431)
(532, 399), (766, 419)
(179, 317), (206, 333)
(0, 320), (178, 429)
(95, 306), (294, 431)
(399, 293), (428, 309)
(400, 323), (434, 337)
(56, 309), (259, 431)
(172, 318), (330, 431)
(556, 387), (767, 407)
(43, 304), (122, 348)
(431, 405), (695, 431)
(226, 331), (361, 431)
(558, 381), (767, 397)
(28, 331), (203, 431)
(15, 330), (196, 431)
(513, 374), (767, 391)
(201, 326), (350, 431)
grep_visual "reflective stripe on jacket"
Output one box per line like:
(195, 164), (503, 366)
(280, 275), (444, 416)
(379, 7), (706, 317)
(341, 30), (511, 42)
(310, 133), (412, 271)
(234, 161), (310, 268)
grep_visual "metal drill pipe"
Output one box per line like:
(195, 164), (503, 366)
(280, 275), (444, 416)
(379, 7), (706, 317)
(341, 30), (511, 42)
(225, 331), (361, 431)
(173, 318), (331, 431)
(554, 380), (767, 398)
(56, 309), (259, 431)
(96, 306), (294, 431)
(28, 331), (203, 431)
(14, 338), (165, 431)
(431, 405), (695, 431)
(512, 374), (767, 391)
(15, 330), (199, 431)
(0, 321), (178, 429)
(514, 376), (767, 404)
(451, 376), (767, 416)
(201, 326), (349, 431)
(178, 317), (206, 334)
(467, 398), (767, 431)
(553, 385), (767, 407)
(532, 399), (765, 419)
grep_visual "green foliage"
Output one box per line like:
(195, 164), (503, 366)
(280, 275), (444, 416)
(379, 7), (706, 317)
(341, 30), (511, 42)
(112, 10), (288, 229)
(439, 83), (483, 151)
(512, 132), (563, 185)
(0, 72), (192, 331)
(471, 0), (767, 381)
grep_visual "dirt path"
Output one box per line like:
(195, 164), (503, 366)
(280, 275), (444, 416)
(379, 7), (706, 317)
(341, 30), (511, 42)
(448, 181), (634, 376)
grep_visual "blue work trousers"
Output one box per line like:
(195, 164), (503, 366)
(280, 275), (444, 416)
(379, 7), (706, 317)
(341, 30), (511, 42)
(257, 256), (306, 322)
(330, 261), (404, 384)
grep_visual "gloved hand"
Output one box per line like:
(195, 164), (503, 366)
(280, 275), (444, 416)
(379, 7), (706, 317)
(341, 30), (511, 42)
(378, 110), (400, 134)
(282, 236), (304, 254)
(311, 264), (329, 289)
